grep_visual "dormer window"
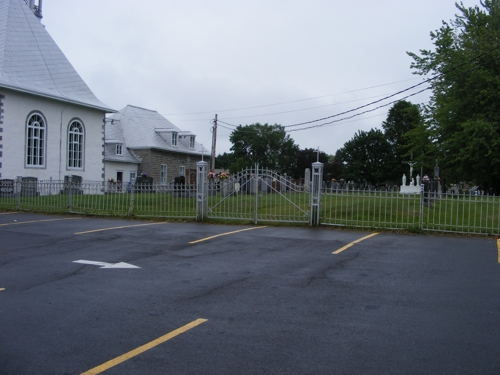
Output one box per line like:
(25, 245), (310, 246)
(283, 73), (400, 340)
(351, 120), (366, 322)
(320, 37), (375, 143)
(116, 144), (123, 156)
(189, 135), (195, 149)
(172, 132), (178, 147)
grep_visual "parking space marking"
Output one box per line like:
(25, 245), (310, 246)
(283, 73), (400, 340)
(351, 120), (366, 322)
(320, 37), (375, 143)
(80, 318), (208, 375)
(0, 212), (18, 215)
(189, 226), (267, 244)
(75, 222), (167, 235)
(0, 217), (81, 226)
(332, 232), (379, 254)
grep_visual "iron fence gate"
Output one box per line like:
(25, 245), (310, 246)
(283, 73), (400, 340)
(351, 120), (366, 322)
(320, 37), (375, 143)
(4, 161), (500, 235)
(206, 165), (310, 224)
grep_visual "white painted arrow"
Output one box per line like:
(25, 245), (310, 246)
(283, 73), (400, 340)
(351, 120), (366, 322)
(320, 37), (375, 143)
(73, 260), (140, 269)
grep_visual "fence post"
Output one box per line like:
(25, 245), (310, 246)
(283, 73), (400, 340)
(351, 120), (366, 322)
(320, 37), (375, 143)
(419, 182), (424, 229)
(196, 161), (208, 221)
(254, 163), (259, 224)
(15, 176), (22, 210)
(128, 178), (135, 216)
(310, 161), (323, 226)
(67, 175), (73, 213)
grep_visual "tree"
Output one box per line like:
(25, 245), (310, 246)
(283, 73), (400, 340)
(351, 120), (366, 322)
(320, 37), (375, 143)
(214, 152), (235, 171)
(336, 129), (397, 185)
(407, 0), (500, 192)
(291, 148), (330, 180)
(382, 101), (425, 179)
(229, 123), (299, 174)
(327, 154), (344, 181)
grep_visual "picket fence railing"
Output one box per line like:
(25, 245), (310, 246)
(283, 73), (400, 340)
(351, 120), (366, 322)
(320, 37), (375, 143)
(1, 163), (499, 236)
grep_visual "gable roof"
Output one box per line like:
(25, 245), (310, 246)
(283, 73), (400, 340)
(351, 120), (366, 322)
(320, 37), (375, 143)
(0, 0), (114, 112)
(104, 116), (141, 164)
(108, 105), (206, 156)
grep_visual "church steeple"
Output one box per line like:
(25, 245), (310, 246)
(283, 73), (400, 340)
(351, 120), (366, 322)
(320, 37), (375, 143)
(1, 0), (113, 112)
(26, 0), (43, 20)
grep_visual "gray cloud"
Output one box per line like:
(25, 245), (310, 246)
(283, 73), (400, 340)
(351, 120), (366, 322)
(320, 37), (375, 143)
(42, 0), (481, 156)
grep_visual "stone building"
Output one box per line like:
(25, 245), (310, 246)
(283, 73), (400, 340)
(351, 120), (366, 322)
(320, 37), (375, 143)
(106, 105), (206, 185)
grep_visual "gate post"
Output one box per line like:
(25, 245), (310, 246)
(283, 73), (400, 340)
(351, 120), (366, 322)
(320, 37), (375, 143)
(196, 161), (208, 221)
(128, 178), (135, 216)
(310, 161), (323, 226)
(254, 163), (259, 224)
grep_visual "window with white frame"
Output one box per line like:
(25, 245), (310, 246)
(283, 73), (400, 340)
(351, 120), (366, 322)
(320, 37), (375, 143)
(26, 112), (46, 167)
(160, 164), (167, 184)
(189, 135), (195, 149)
(67, 120), (84, 169)
(172, 132), (178, 147)
(116, 144), (123, 155)
(179, 166), (185, 177)
(129, 171), (136, 182)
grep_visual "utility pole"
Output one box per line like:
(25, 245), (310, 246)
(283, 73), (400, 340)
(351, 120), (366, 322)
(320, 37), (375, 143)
(211, 114), (217, 172)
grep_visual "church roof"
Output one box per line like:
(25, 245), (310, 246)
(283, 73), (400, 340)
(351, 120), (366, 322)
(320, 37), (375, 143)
(108, 105), (206, 156)
(104, 115), (141, 164)
(0, 0), (113, 112)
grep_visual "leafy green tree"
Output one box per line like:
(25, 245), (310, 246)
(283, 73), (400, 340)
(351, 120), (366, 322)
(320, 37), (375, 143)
(382, 101), (425, 179)
(291, 148), (330, 180)
(401, 121), (437, 178)
(336, 129), (397, 185)
(327, 154), (344, 181)
(383, 101), (422, 146)
(407, 0), (500, 192)
(214, 152), (235, 171)
(229, 123), (299, 174)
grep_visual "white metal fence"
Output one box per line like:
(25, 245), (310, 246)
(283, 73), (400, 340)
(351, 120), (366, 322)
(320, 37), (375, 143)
(0, 178), (197, 219)
(2, 165), (500, 235)
(206, 166), (310, 224)
(321, 189), (421, 230)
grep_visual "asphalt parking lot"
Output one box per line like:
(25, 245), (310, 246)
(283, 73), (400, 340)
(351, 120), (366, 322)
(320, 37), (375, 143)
(1, 212), (499, 375)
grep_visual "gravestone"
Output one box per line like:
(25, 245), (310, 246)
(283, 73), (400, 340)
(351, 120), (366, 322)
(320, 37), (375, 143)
(400, 167), (421, 194)
(304, 168), (311, 192)
(280, 176), (287, 193)
(174, 175), (187, 197)
(220, 179), (234, 197)
(135, 176), (154, 193)
(0, 179), (14, 197)
(271, 178), (280, 193)
(62, 175), (83, 195)
(21, 177), (38, 196)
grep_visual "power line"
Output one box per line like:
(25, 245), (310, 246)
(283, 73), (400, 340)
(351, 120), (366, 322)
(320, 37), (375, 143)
(160, 78), (422, 116)
(288, 87), (431, 132)
(217, 84), (431, 130)
(218, 44), (500, 132)
(212, 92), (401, 121)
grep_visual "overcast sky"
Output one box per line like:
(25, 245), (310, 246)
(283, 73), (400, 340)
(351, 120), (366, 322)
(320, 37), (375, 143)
(42, 0), (482, 157)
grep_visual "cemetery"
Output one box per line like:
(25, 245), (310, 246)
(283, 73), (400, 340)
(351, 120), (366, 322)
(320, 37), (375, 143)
(1, 159), (499, 236)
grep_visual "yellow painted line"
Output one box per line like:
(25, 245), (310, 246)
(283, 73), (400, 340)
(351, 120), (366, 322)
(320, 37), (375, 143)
(189, 226), (267, 244)
(333, 232), (379, 254)
(0, 217), (81, 226)
(75, 222), (167, 235)
(0, 212), (18, 215)
(497, 239), (500, 263)
(0, 288), (5, 291)
(80, 318), (208, 375)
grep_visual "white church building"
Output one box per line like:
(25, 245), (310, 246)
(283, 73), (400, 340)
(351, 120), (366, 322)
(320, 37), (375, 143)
(0, 0), (114, 182)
